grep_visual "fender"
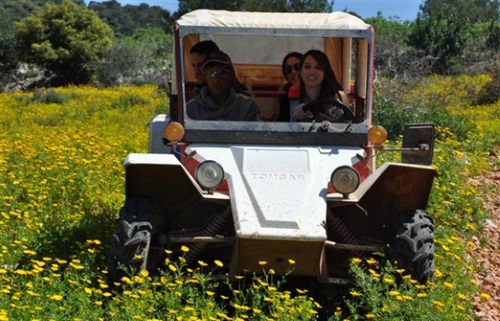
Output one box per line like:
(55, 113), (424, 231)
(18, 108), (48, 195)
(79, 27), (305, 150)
(148, 114), (171, 154)
(124, 153), (229, 203)
(327, 162), (437, 211)
(326, 162), (437, 241)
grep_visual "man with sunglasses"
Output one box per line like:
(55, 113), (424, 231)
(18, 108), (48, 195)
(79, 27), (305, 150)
(187, 51), (260, 121)
(188, 41), (247, 99)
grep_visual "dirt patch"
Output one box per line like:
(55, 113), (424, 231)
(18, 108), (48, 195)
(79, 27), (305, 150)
(469, 155), (499, 321)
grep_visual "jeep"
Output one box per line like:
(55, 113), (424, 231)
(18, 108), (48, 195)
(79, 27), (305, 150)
(108, 9), (436, 285)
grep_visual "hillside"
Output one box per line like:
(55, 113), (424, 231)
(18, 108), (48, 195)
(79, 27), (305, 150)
(0, 0), (173, 35)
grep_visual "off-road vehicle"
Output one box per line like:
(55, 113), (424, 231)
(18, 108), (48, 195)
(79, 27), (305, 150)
(108, 9), (437, 284)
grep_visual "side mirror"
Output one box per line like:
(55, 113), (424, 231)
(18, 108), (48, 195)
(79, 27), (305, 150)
(402, 124), (435, 165)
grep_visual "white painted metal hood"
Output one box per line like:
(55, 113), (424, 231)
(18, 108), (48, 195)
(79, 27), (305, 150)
(185, 144), (364, 241)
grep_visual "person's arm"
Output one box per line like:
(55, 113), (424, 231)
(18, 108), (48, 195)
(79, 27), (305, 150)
(186, 100), (199, 120)
(245, 100), (261, 121)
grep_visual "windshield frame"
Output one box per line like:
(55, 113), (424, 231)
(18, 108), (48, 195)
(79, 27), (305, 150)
(173, 11), (375, 146)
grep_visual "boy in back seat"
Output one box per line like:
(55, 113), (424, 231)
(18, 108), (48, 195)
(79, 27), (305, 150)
(187, 51), (260, 121)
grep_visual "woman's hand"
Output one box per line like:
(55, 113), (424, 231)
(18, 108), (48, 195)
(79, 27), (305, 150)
(293, 104), (313, 121)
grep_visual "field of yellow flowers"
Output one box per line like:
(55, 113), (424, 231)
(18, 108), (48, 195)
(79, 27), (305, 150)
(0, 79), (498, 321)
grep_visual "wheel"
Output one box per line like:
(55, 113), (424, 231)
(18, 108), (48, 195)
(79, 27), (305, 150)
(107, 197), (165, 284)
(301, 99), (355, 123)
(389, 209), (435, 283)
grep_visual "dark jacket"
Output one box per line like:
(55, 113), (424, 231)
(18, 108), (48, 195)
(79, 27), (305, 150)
(187, 87), (260, 121)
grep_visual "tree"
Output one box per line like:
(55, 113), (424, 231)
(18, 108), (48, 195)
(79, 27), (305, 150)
(0, 0), (85, 22)
(88, 0), (174, 36)
(0, 9), (18, 78)
(241, 0), (287, 11)
(15, 0), (113, 85)
(176, 0), (333, 16)
(286, 0), (333, 12)
(486, 20), (500, 53)
(88, 0), (133, 35)
(407, 0), (500, 74)
(365, 13), (422, 77)
(94, 28), (172, 87)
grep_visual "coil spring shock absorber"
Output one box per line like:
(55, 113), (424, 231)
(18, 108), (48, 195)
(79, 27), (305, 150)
(327, 210), (358, 244)
(326, 209), (366, 258)
(183, 206), (231, 264)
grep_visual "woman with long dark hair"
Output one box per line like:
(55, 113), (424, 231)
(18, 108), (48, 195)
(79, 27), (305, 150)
(293, 50), (349, 122)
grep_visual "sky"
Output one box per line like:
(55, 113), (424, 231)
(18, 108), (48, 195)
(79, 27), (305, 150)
(84, 0), (423, 21)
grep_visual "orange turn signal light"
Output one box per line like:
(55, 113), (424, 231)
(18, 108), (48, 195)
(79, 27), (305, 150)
(367, 125), (387, 146)
(164, 121), (185, 143)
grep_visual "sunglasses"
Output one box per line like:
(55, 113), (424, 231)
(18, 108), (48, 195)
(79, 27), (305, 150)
(285, 63), (301, 74)
(205, 69), (231, 79)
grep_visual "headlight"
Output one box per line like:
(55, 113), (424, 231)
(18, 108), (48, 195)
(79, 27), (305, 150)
(368, 125), (387, 146)
(195, 161), (224, 192)
(164, 121), (185, 143)
(330, 166), (360, 196)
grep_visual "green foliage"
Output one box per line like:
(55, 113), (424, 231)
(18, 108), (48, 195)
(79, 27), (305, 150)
(476, 56), (500, 104)
(0, 10), (18, 79)
(408, 0), (500, 74)
(408, 15), (465, 73)
(373, 74), (494, 140)
(285, 0), (333, 12)
(419, 0), (499, 23)
(177, 0), (332, 15)
(460, 22), (498, 73)
(110, 94), (146, 109)
(177, 0), (243, 14)
(94, 28), (173, 87)
(88, 0), (174, 35)
(0, 0), (86, 22)
(486, 20), (500, 52)
(241, 0), (288, 11)
(365, 13), (419, 77)
(330, 259), (477, 321)
(30, 88), (70, 104)
(0, 0), (173, 36)
(372, 78), (434, 138)
(14, 0), (113, 85)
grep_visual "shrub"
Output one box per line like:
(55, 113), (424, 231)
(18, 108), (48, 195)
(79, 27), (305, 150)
(31, 88), (69, 104)
(94, 28), (172, 87)
(476, 55), (500, 105)
(373, 77), (431, 139)
(330, 258), (477, 321)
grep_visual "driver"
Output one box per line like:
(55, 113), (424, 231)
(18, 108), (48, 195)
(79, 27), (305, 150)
(292, 50), (350, 122)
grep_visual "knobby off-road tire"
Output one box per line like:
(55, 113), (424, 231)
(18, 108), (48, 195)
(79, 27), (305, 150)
(389, 209), (435, 284)
(107, 197), (165, 284)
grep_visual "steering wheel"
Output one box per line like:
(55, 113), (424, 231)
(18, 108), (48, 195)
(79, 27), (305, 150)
(301, 99), (355, 123)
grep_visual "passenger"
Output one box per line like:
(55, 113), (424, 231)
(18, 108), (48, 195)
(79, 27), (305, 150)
(189, 40), (220, 89)
(293, 49), (346, 122)
(278, 52), (303, 122)
(187, 51), (260, 121)
(189, 40), (247, 95)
